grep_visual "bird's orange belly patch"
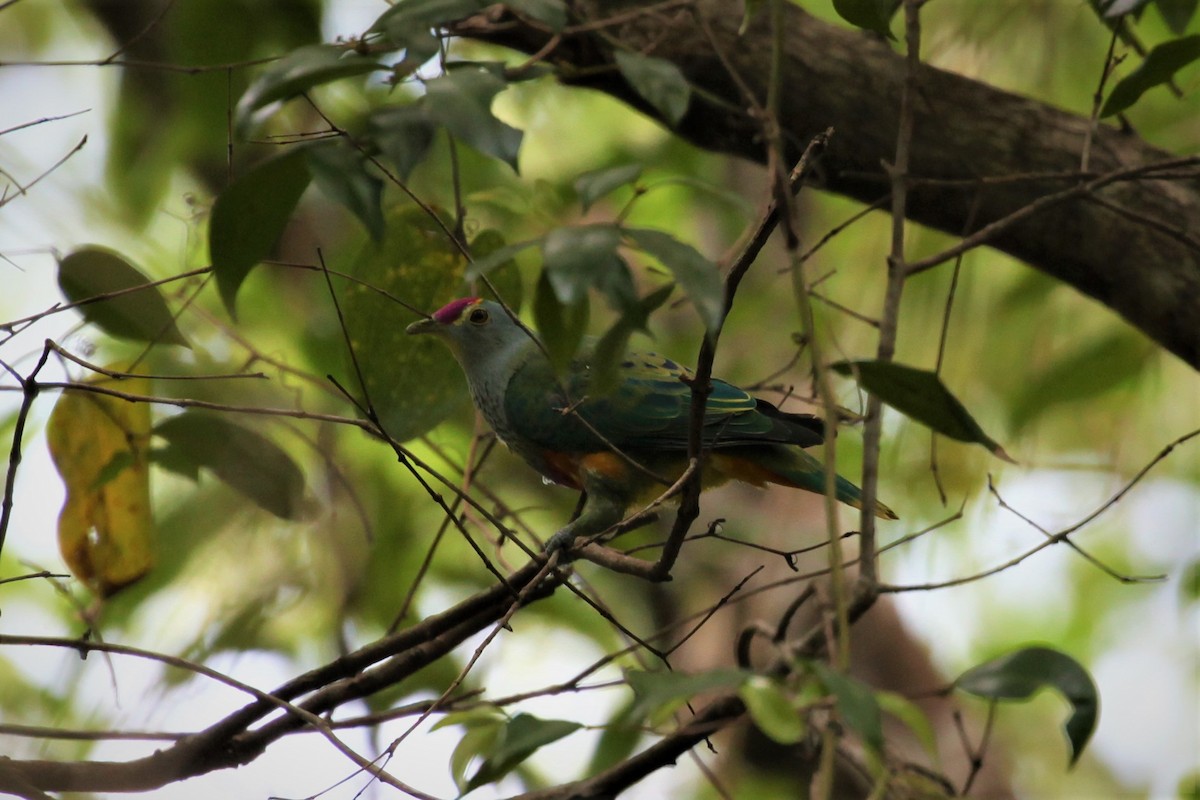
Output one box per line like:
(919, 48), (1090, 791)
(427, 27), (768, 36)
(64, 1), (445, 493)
(539, 450), (631, 491)
(577, 451), (630, 482)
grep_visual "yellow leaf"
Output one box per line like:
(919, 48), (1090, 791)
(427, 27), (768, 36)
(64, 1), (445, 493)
(46, 370), (153, 597)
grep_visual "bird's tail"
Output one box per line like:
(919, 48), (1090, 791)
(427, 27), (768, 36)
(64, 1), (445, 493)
(738, 446), (898, 520)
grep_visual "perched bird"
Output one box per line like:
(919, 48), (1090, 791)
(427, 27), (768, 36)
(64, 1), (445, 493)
(406, 297), (896, 551)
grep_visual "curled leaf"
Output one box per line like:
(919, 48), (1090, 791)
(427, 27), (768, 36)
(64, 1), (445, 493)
(955, 645), (1099, 767)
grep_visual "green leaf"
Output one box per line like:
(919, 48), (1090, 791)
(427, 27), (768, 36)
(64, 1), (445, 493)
(812, 663), (884, 755)
(1102, 34), (1200, 116)
(367, 104), (437, 181)
(542, 224), (623, 305)
(435, 707), (507, 793)
(876, 691), (938, 759)
(831, 360), (1014, 462)
(465, 237), (540, 280)
(534, 271), (589, 373)
(1178, 770), (1200, 800)
(624, 227), (723, 335)
(1009, 330), (1149, 432)
(613, 51), (691, 125)
(585, 700), (642, 775)
(154, 412), (307, 520)
(234, 44), (384, 137)
(342, 206), (471, 441)
(954, 645), (1099, 767)
(626, 668), (749, 727)
(1156, 0), (1199, 35)
(466, 713), (582, 791)
(210, 149), (311, 316)
(469, 229), (525, 310)
(424, 66), (523, 170)
(372, 0), (484, 42)
(57, 247), (188, 347)
(833, 0), (898, 39)
(574, 164), (643, 211)
(594, 258), (639, 316)
(591, 283), (674, 394)
(432, 706), (508, 732)
(508, 0), (569, 31)
(739, 676), (806, 744)
(306, 141), (385, 241)
(370, 1), (484, 74)
(149, 444), (200, 481)
(1180, 557), (1200, 605)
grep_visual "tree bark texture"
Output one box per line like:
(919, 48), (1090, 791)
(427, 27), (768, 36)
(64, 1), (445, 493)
(459, 0), (1200, 368)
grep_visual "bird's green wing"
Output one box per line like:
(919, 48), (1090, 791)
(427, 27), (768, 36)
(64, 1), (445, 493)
(504, 349), (823, 452)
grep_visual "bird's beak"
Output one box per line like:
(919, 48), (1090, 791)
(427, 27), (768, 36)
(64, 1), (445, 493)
(405, 318), (440, 336)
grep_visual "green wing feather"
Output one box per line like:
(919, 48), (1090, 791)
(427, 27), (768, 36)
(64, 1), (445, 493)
(504, 349), (823, 452)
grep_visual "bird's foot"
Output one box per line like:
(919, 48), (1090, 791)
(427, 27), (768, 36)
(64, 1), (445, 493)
(544, 529), (576, 554)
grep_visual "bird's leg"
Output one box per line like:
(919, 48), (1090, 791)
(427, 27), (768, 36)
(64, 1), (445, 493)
(545, 488), (626, 553)
(568, 490), (587, 523)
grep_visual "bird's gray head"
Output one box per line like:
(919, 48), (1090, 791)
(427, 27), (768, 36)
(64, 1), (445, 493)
(405, 297), (530, 369)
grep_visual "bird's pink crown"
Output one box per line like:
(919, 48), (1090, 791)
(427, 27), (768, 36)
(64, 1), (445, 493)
(431, 297), (481, 324)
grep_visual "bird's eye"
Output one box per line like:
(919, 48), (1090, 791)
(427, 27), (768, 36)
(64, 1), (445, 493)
(468, 307), (489, 325)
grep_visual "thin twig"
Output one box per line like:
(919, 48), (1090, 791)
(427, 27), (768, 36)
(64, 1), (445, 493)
(0, 109), (90, 138)
(930, 192), (983, 505)
(0, 345), (51, 560)
(987, 476), (1163, 584)
(0, 136), (87, 210)
(0, 570), (69, 587)
(1, 266), (211, 340)
(858, 0), (923, 596)
(1081, 26), (1121, 173)
(664, 565), (763, 656)
(47, 340), (266, 382)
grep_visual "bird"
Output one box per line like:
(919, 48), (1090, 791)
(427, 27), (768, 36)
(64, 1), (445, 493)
(406, 297), (896, 552)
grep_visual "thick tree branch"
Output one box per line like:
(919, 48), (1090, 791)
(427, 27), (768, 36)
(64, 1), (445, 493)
(0, 560), (559, 794)
(457, 0), (1200, 367)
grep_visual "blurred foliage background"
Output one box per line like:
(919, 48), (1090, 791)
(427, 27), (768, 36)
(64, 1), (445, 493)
(0, 0), (1197, 798)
